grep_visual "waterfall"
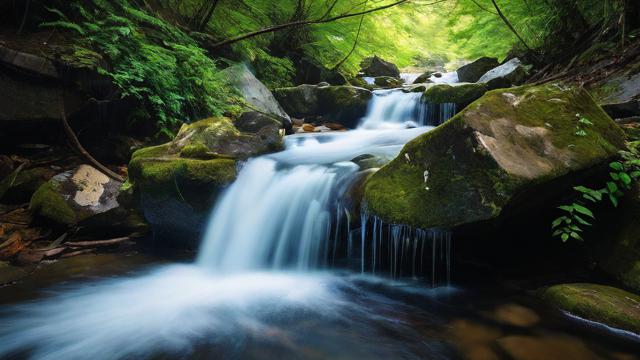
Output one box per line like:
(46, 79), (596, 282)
(198, 89), (453, 280)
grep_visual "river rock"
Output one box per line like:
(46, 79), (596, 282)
(360, 56), (400, 78)
(294, 57), (348, 85)
(364, 84), (625, 230)
(477, 58), (529, 90)
(374, 76), (403, 88)
(457, 57), (500, 83)
(422, 83), (488, 105)
(29, 165), (122, 226)
(413, 71), (435, 84)
(221, 64), (291, 126)
(273, 85), (372, 128)
(127, 115), (284, 247)
(539, 283), (640, 335)
(594, 71), (640, 119)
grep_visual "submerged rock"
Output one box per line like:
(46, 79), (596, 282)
(360, 56), (400, 78)
(273, 85), (372, 128)
(29, 165), (122, 226)
(477, 58), (529, 90)
(457, 57), (500, 83)
(364, 84), (625, 230)
(127, 115), (284, 246)
(539, 283), (640, 335)
(422, 83), (488, 105)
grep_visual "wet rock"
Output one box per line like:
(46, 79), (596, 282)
(324, 122), (346, 131)
(477, 58), (529, 90)
(294, 57), (348, 85)
(302, 124), (315, 132)
(364, 84), (625, 230)
(128, 115), (284, 247)
(497, 335), (600, 360)
(29, 165), (122, 226)
(595, 71), (640, 120)
(447, 319), (501, 360)
(360, 56), (400, 78)
(351, 154), (388, 170)
(422, 83), (488, 105)
(539, 283), (640, 335)
(221, 64), (291, 126)
(373, 76), (403, 88)
(456, 57), (500, 83)
(413, 71), (435, 84)
(273, 85), (372, 128)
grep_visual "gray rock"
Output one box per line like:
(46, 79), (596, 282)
(477, 58), (529, 89)
(360, 56), (400, 78)
(457, 57), (499, 83)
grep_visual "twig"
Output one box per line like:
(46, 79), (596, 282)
(65, 237), (131, 247)
(57, 91), (124, 182)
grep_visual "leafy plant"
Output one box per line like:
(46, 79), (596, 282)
(574, 113), (592, 137)
(42, 0), (242, 138)
(552, 142), (640, 242)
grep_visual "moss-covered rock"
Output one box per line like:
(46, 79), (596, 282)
(422, 83), (488, 105)
(29, 165), (122, 226)
(364, 84), (625, 230)
(127, 115), (284, 246)
(412, 71), (435, 84)
(373, 76), (403, 88)
(273, 85), (372, 128)
(539, 283), (640, 335)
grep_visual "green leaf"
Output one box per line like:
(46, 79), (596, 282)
(607, 182), (618, 193)
(572, 204), (594, 218)
(575, 129), (587, 137)
(630, 171), (640, 179)
(552, 229), (563, 237)
(552, 217), (564, 228)
(582, 194), (596, 202)
(610, 162), (624, 171)
(570, 232), (583, 240)
(561, 233), (569, 242)
(574, 215), (592, 226)
(610, 172), (620, 181)
(609, 194), (619, 207)
(620, 172), (632, 185)
(558, 205), (574, 213)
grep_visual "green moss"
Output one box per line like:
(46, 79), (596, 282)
(539, 283), (640, 334)
(180, 142), (216, 159)
(422, 83), (488, 104)
(131, 143), (172, 160)
(364, 84), (625, 229)
(29, 182), (77, 226)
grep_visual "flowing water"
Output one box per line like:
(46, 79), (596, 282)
(1, 89), (639, 359)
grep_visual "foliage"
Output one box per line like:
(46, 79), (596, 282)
(42, 0), (242, 138)
(553, 142), (640, 242)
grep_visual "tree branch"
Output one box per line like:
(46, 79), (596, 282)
(332, 0), (368, 71)
(209, 0), (416, 49)
(490, 0), (532, 51)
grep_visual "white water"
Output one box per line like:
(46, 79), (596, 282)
(0, 89), (452, 359)
(358, 89), (427, 129)
(430, 71), (459, 84)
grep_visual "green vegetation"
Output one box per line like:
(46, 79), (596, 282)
(553, 142), (640, 242)
(43, 0), (242, 138)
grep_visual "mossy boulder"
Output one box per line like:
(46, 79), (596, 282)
(127, 115), (284, 246)
(364, 84), (625, 230)
(422, 83), (488, 105)
(273, 85), (372, 128)
(29, 165), (122, 226)
(373, 76), (403, 88)
(412, 71), (435, 84)
(0, 167), (55, 204)
(456, 57), (500, 83)
(539, 283), (640, 335)
(359, 56), (400, 78)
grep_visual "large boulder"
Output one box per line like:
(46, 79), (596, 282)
(364, 84), (625, 230)
(539, 283), (640, 335)
(127, 115), (284, 246)
(373, 76), (404, 88)
(413, 71), (435, 84)
(294, 57), (348, 85)
(477, 58), (529, 90)
(221, 64), (291, 125)
(457, 57), (500, 83)
(29, 165), (122, 226)
(422, 83), (488, 105)
(593, 71), (640, 119)
(273, 85), (372, 128)
(360, 56), (400, 78)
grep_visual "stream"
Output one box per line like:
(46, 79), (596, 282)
(0, 84), (639, 359)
